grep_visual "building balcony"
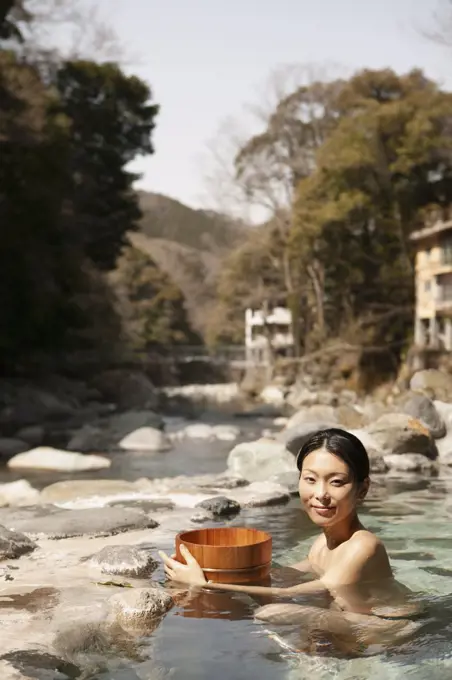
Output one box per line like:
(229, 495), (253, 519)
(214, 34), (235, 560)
(246, 333), (294, 349)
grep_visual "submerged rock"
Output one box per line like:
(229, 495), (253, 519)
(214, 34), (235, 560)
(6, 507), (158, 539)
(7, 447), (110, 472)
(89, 545), (158, 577)
(0, 524), (36, 559)
(40, 479), (140, 505)
(109, 587), (174, 629)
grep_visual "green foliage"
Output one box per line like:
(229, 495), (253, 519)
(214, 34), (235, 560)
(56, 61), (158, 270)
(225, 67), (452, 376)
(292, 68), (452, 356)
(0, 2), (161, 371)
(111, 246), (201, 351)
(0, 50), (74, 364)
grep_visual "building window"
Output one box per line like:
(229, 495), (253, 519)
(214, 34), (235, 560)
(441, 238), (452, 265)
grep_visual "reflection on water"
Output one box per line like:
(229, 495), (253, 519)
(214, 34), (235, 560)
(151, 481), (452, 680)
(0, 412), (270, 489)
(2, 414), (452, 678)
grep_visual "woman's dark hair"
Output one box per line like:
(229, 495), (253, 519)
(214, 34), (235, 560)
(296, 428), (370, 483)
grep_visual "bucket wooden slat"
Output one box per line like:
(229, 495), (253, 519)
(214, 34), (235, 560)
(175, 527), (272, 584)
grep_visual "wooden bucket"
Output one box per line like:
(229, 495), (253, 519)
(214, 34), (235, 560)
(175, 527), (272, 584)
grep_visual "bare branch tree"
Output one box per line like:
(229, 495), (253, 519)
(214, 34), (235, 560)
(16, 0), (138, 65)
(420, 0), (452, 48)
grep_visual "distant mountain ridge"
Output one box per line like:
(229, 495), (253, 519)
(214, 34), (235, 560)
(137, 191), (244, 253)
(133, 191), (247, 340)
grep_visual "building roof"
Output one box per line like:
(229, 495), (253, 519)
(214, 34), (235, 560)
(410, 219), (452, 242)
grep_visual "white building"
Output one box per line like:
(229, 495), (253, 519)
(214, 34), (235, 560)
(410, 218), (452, 351)
(245, 306), (294, 363)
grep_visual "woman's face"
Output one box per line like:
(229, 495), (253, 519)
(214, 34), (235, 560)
(298, 448), (367, 528)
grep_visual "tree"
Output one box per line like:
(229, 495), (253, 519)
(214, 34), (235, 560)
(232, 71), (345, 353)
(292, 68), (452, 361)
(55, 60), (159, 270)
(0, 50), (75, 364)
(111, 246), (201, 351)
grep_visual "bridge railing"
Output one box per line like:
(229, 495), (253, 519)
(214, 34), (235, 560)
(165, 345), (247, 364)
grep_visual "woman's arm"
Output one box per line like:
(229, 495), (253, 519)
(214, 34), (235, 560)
(159, 546), (328, 598)
(290, 559), (313, 573)
(203, 578), (327, 598)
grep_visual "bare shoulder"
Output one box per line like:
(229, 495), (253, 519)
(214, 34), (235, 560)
(349, 530), (387, 556)
(346, 530), (392, 577)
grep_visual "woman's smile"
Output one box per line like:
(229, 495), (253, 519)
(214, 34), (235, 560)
(310, 505), (336, 517)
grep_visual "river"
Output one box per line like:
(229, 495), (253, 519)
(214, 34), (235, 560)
(1, 409), (452, 679)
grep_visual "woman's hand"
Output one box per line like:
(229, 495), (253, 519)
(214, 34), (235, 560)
(159, 545), (207, 587)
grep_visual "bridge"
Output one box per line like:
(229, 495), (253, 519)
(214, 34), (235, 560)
(139, 345), (261, 368)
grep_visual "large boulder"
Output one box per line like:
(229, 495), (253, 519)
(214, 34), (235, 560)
(433, 400), (452, 429)
(68, 410), (164, 452)
(436, 433), (452, 461)
(92, 369), (159, 411)
(89, 545), (158, 577)
(285, 406), (338, 430)
(0, 438), (28, 459)
(364, 414), (437, 458)
(109, 587), (173, 629)
(277, 421), (338, 455)
(227, 438), (295, 481)
(0, 480), (40, 507)
(0, 524), (36, 559)
(383, 453), (436, 473)
(0, 385), (75, 429)
(396, 393), (446, 439)
(335, 405), (365, 430)
(410, 369), (452, 401)
(259, 385), (286, 406)
(7, 447), (111, 472)
(227, 481), (291, 507)
(14, 425), (46, 447)
(287, 386), (338, 409)
(119, 427), (171, 451)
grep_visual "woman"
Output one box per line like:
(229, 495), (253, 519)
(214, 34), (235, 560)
(160, 428), (422, 650)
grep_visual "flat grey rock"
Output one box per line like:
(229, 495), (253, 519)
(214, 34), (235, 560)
(4, 507), (158, 540)
(196, 496), (241, 517)
(89, 545), (158, 577)
(0, 524), (37, 559)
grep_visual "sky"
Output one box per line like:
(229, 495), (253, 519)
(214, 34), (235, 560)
(76, 0), (451, 214)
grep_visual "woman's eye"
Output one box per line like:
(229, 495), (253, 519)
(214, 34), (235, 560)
(330, 480), (345, 486)
(303, 477), (315, 483)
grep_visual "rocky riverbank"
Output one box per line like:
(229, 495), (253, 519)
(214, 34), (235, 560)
(1, 367), (452, 677)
